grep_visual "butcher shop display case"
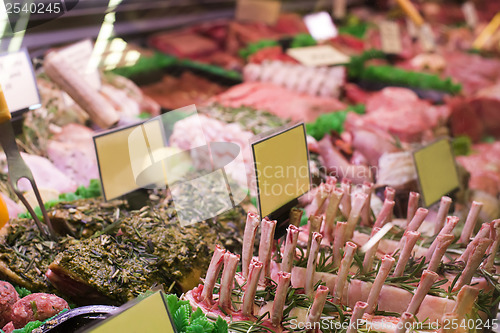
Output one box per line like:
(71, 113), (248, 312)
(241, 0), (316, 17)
(0, 0), (500, 332)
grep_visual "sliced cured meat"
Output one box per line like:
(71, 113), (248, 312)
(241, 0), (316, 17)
(46, 123), (99, 187)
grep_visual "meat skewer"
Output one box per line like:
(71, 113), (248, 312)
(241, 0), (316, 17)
(345, 192), (368, 239)
(281, 225), (299, 273)
(483, 219), (500, 271)
(425, 216), (459, 260)
(305, 232), (323, 297)
(406, 270), (439, 314)
(332, 221), (347, 268)
(407, 207), (428, 232)
(334, 242), (357, 304)
(200, 245), (226, 304)
(393, 231), (420, 277)
(394, 312), (414, 333)
(241, 259), (263, 317)
(362, 227), (381, 272)
(242, 212), (260, 278)
(458, 201), (483, 244)
(361, 182), (374, 226)
(373, 199), (395, 229)
(340, 179), (352, 218)
(306, 285), (329, 333)
(259, 218), (277, 284)
(310, 184), (329, 216)
(433, 196), (452, 235)
(271, 271), (292, 326)
(406, 192), (420, 227)
(346, 301), (368, 333)
(324, 188), (344, 243)
(427, 234), (454, 273)
(384, 186), (396, 222)
(366, 255), (396, 313)
(457, 222), (491, 262)
(307, 215), (323, 258)
(219, 252), (240, 311)
(452, 285), (480, 321)
(453, 238), (492, 291)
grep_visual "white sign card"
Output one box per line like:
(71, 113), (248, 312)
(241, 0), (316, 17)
(419, 23), (436, 52)
(0, 49), (41, 113)
(287, 45), (349, 67)
(304, 11), (338, 41)
(379, 20), (403, 54)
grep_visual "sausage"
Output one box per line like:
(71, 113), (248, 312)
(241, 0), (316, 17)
(0, 281), (19, 327)
(10, 293), (69, 328)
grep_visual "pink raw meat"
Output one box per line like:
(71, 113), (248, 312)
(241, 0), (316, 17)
(442, 52), (500, 95)
(355, 87), (450, 142)
(46, 124), (99, 187)
(449, 84), (500, 142)
(456, 142), (500, 197)
(210, 82), (346, 122)
(15, 153), (77, 194)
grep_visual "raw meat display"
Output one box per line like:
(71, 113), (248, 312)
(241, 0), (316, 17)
(346, 87), (450, 142)
(0, 2), (499, 332)
(210, 82), (346, 122)
(46, 124), (99, 187)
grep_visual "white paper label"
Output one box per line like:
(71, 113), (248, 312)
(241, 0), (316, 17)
(406, 18), (418, 39)
(57, 39), (101, 90)
(462, 2), (478, 29)
(0, 49), (41, 113)
(304, 11), (338, 41)
(287, 45), (349, 67)
(419, 23), (436, 52)
(379, 21), (402, 54)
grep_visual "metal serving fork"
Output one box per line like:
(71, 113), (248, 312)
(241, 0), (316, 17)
(0, 86), (55, 239)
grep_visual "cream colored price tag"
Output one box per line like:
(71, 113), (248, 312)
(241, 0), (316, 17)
(419, 23), (436, 52)
(235, 0), (281, 25)
(287, 45), (349, 67)
(462, 2), (478, 29)
(0, 49), (41, 113)
(380, 21), (402, 54)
